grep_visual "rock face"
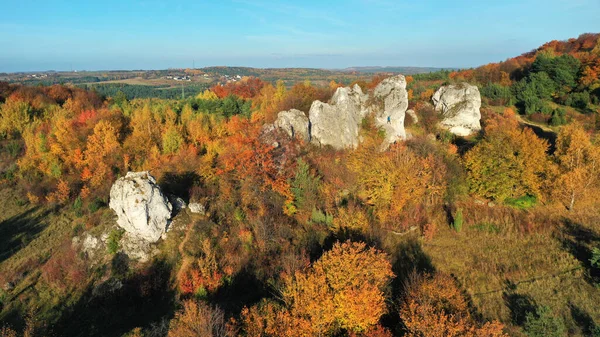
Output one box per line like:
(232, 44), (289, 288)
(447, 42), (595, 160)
(273, 109), (310, 142)
(267, 75), (409, 150)
(188, 202), (206, 215)
(309, 84), (369, 149)
(109, 172), (172, 243)
(432, 83), (482, 136)
(372, 75), (409, 146)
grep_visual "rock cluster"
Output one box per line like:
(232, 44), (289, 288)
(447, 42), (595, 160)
(109, 171), (172, 243)
(268, 75), (409, 149)
(432, 83), (482, 136)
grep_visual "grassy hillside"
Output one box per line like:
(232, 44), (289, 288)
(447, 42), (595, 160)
(1, 34), (600, 337)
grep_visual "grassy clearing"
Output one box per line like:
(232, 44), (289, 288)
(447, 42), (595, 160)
(422, 202), (600, 336)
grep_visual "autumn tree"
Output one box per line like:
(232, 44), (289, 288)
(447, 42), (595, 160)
(280, 241), (394, 335)
(465, 110), (550, 201)
(349, 138), (446, 229)
(83, 120), (122, 189)
(553, 123), (600, 210)
(0, 98), (34, 138)
(400, 272), (508, 337)
(167, 300), (226, 337)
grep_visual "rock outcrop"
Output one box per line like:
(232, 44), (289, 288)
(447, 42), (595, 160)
(309, 84), (368, 149)
(432, 83), (481, 136)
(109, 171), (172, 243)
(273, 109), (310, 142)
(188, 202), (206, 215)
(266, 75), (409, 150)
(371, 75), (409, 146)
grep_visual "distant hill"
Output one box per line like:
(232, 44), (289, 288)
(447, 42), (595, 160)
(341, 66), (447, 74)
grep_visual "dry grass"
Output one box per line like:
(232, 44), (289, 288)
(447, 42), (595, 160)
(422, 201), (600, 336)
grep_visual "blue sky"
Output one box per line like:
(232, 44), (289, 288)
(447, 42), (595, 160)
(0, 0), (599, 72)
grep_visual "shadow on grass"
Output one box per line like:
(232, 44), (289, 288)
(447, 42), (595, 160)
(502, 280), (537, 326)
(159, 172), (201, 202)
(382, 238), (435, 334)
(558, 220), (600, 284)
(522, 124), (557, 154)
(569, 303), (599, 336)
(209, 268), (270, 316)
(0, 207), (51, 263)
(53, 259), (177, 337)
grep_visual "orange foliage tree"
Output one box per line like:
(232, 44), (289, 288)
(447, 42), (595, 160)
(167, 300), (226, 337)
(241, 241), (394, 336)
(553, 123), (600, 210)
(400, 273), (508, 337)
(211, 77), (266, 99)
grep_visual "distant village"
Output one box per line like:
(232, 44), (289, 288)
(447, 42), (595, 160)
(164, 73), (244, 83)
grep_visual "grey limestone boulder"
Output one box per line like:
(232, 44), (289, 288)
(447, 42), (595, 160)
(309, 84), (368, 149)
(273, 109), (311, 142)
(109, 171), (172, 243)
(432, 83), (482, 136)
(372, 75), (409, 147)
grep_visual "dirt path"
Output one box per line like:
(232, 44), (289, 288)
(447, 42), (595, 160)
(515, 114), (556, 134)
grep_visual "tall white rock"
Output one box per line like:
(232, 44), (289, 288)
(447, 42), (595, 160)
(309, 84), (368, 149)
(432, 83), (482, 136)
(372, 75), (409, 146)
(109, 171), (172, 243)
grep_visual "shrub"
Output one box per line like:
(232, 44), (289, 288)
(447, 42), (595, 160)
(88, 198), (105, 213)
(107, 229), (124, 254)
(167, 300), (226, 337)
(591, 247), (600, 271)
(453, 208), (463, 232)
(311, 208), (333, 226)
(505, 195), (537, 209)
(523, 306), (566, 337)
(550, 108), (567, 126)
(480, 83), (513, 106)
(566, 91), (591, 110)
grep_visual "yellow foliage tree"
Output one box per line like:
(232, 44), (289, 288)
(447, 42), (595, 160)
(280, 241), (394, 335)
(84, 120), (121, 188)
(465, 112), (550, 201)
(553, 123), (600, 210)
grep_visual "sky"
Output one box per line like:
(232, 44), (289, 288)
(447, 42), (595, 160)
(0, 0), (599, 72)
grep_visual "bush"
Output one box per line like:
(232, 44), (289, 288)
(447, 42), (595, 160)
(505, 195), (537, 209)
(523, 306), (566, 337)
(566, 91), (591, 110)
(72, 196), (83, 217)
(480, 83), (513, 106)
(550, 108), (567, 126)
(107, 229), (124, 254)
(453, 209), (463, 232)
(591, 247), (600, 271)
(311, 208), (333, 226)
(88, 198), (105, 213)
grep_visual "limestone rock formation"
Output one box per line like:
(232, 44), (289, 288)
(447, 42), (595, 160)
(273, 109), (310, 142)
(119, 232), (158, 262)
(109, 171), (172, 243)
(266, 75), (410, 150)
(432, 83), (482, 136)
(309, 84), (368, 149)
(188, 202), (206, 215)
(406, 109), (418, 124)
(372, 75), (409, 146)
